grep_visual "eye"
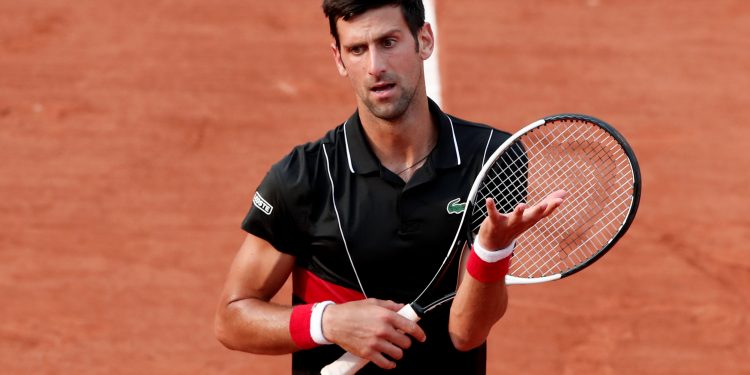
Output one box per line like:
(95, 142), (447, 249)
(383, 38), (396, 48)
(349, 45), (365, 56)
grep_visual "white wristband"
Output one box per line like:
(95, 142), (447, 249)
(472, 239), (515, 263)
(310, 301), (335, 345)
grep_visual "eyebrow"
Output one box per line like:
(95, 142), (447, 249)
(342, 28), (403, 49)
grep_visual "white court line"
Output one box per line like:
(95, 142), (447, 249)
(424, 0), (443, 107)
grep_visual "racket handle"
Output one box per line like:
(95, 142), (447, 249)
(320, 352), (368, 375)
(320, 304), (420, 375)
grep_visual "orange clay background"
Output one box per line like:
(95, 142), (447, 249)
(1, 1), (748, 374)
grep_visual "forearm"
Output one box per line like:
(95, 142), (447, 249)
(448, 276), (508, 351)
(215, 297), (297, 355)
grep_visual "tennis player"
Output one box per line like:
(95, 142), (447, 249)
(215, 1), (564, 374)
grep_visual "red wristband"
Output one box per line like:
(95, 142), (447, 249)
(466, 246), (511, 283)
(289, 303), (317, 349)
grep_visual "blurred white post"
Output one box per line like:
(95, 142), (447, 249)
(423, 0), (442, 107)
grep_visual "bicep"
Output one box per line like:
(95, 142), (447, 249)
(220, 233), (296, 305)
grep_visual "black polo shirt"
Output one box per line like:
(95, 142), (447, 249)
(242, 99), (510, 375)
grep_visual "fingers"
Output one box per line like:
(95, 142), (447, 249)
(543, 198), (563, 216)
(486, 198), (529, 220)
(526, 202), (548, 219)
(364, 299), (424, 343)
(360, 331), (406, 369)
(538, 190), (567, 216)
(510, 202), (529, 221)
(476, 192), (567, 254)
(479, 198), (517, 249)
(391, 314), (426, 343)
(332, 299), (425, 370)
(549, 189), (568, 200)
(518, 189), (567, 220)
(369, 348), (398, 370)
(485, 198), (498, 219)
(479, 192), (565, 242)
(375, 315), (424, 362)
(368, 298), (404, 312)
(367, 323), (427, 368)
(484, 190), (567, 220)
(363, 308), (424, 370)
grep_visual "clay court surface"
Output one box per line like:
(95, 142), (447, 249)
(1, 1), (748, 374)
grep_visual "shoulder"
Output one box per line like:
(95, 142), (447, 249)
(271, 126), (341, 178)
(447, 114), (512, 141)
(444, 113), (512, 163)
(268, 125), (345, 185)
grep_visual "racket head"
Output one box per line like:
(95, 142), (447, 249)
(466, 114), (641, 284)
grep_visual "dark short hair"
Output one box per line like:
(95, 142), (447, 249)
(322, 0), (425, 49)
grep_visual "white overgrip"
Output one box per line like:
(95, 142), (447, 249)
(396, 304), (420, 322)
(320, 352), (368, 375)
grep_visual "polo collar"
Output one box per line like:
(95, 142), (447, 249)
(342, 98), (462, 175)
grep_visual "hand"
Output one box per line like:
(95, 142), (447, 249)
(321, 298), (427, 370)
(477, 190), (568, 250)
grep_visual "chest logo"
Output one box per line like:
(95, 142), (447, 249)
(446, 198), (466, 214)
(253, 192), (274, 215)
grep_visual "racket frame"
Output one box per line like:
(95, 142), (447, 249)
(321, 113), (642, 374)
(419, 113), (641, 313)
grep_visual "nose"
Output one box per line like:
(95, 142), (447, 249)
(367, 47), (386, 77)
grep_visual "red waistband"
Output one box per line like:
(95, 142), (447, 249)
(293, 267), (365, 304)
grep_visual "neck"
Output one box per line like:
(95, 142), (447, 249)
(359, 96), (438, 181)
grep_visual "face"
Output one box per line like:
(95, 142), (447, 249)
(332, 6), (433, 121)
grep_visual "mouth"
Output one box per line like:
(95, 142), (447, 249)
(370, 82), (396, 94)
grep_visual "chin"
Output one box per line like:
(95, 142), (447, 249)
(365, 99), (410, 121)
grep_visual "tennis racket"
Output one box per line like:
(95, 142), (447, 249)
(321, 113), (641, 375)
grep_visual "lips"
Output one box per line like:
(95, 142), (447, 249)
(370, 82), (396, 100)
(371, 82), (396, 93)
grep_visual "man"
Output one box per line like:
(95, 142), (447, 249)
(214, 1), (565, 374)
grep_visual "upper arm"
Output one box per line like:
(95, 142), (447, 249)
(219, 233), (296, 306)
(214, 233), (298, 353)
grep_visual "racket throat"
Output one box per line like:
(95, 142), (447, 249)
(410, 303), (427, 316)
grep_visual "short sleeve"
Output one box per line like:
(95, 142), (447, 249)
(241, 165), (307, 257)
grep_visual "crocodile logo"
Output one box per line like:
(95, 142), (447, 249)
(446, 198), (466, 214)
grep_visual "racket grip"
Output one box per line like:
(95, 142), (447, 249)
(320, 304), (421, 375)
(320, 352), (368, 375)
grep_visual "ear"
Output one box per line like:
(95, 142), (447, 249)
(417, 23), (435, 60)
(331, 42), (348, 77)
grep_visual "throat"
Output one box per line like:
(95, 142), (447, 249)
(395, 149), (432, 176)
(390, 141), (437, 182)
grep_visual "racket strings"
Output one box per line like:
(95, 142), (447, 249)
(524, 147), (627, 244)
(517, 124), (633, 276)
(470, 122), (596, 230)
(470, 119), (635, 278)
(516, 125), (631, 276)
(519, 185), (633, 276)
(472, 122), (594, 220)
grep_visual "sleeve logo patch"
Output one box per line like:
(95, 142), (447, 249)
(446, 198), (466, 214)
(253, 192), (274, 215)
